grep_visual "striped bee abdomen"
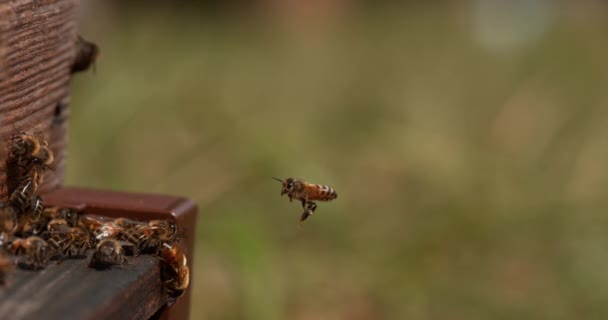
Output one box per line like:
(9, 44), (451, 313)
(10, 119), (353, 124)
(310, 184), (338, 201)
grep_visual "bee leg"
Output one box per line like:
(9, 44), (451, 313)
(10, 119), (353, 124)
(300, 201), (317, 224)
(306, 201), (317, 213)
(300, 210), (312, 224)
(301, 199), (307, 209)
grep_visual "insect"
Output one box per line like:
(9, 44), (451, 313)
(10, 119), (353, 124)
(11, 133), (41, 163)
(43, 222), (91, 259)
(72, 35), (99, 73)
(273, 177), (338, 223)
(149, 220), (178, 243)
(118, 219), (177, 254)
(8, 134), (53, 214)
(9, 178), (39, 215)
(46, 218), (72, 234)
(120, 223), (157, 254)
(78, 215), (122, 244)
(45, 232), (71, 260)
(89, 239), (127, 269)
(64, 227), (91, 257)
(14, 210), (46, 237)
(160, 242), (190, 298)
(8, 236), (50, 269)
(0, 251), (13, 285)
(42, 206), (79, 227)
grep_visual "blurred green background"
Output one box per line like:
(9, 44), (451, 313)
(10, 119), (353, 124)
(70, 1), (608, 319)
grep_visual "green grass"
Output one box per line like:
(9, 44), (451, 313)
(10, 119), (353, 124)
(70, 4), (608, 319)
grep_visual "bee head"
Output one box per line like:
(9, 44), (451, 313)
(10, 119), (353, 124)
(273, 177), (295, 196)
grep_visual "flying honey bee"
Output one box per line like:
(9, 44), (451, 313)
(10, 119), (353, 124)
(273, 177), (338, 223)
(160, 242), (190, 298)
(72, 35), (99, 74)
(8, 236), (50, 269)
(89, 239), (127, 269)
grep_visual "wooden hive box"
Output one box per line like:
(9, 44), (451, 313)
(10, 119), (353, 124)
(0, 1), (197, 319)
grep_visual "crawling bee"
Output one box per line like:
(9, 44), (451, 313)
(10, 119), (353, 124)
(64, 227), (91, 257)
(160, 242), (190, 298)
(45, 232), (70, 259)
(14, 211), (46, 237)
(89, 239), (127, 269)
(0, 250), (13, 285)
(9, 178), (39, 215)
(149, 220), (178, 243)
(113, 217), (144, 230)
(43, 206), (79, 227)
(273, 177), (338, 223)
(11, 132), (53, 169)
(119, 219), (177, 254)
(11, 133), (41, 163)
(43, 222), (91, 259)
(8, 133), (53, 214)
(120, 223), (156, 254)
(9, 236), (50, 269)
(72, 35), (99, 73)
(79, 215), (122, 244)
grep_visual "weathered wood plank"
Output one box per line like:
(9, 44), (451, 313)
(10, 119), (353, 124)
(0, 254), (167, 320)
(0, 0), (77, 200)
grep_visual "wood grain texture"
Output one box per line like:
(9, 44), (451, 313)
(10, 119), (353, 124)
(0, 0), (78, 200)
(0, 254), (168, 320)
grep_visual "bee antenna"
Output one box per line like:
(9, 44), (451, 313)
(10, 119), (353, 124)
(272, 177), (284, 183)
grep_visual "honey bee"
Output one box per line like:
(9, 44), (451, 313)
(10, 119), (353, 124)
(72, 35), (99, 74)
(0, 250), (13, 285)
(8, 236), (50, 269)
(89, 239), (127, 269)
(43, 206), (79, 227)
(113, 217), (144, 230)
(160, 242), (190, 298)
(273, 177), (338, 223)
(14, 212), (45, 237)
(79, 215), (122, 244)
(45, 233), (71, 259)
(149, 220), (178, 243)
(46, 218), (72, 234)
(11, 133), (40, 162)
(120, 223), (156, 254)
(43, 222), (91, 259)
(65, 227), (91, 257)
(9, 179), (38, 215)
(11, 132), (53, 170)
(8, 134), (53, 214)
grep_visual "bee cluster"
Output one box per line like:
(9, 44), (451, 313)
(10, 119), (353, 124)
(0, 133), (189, 298)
